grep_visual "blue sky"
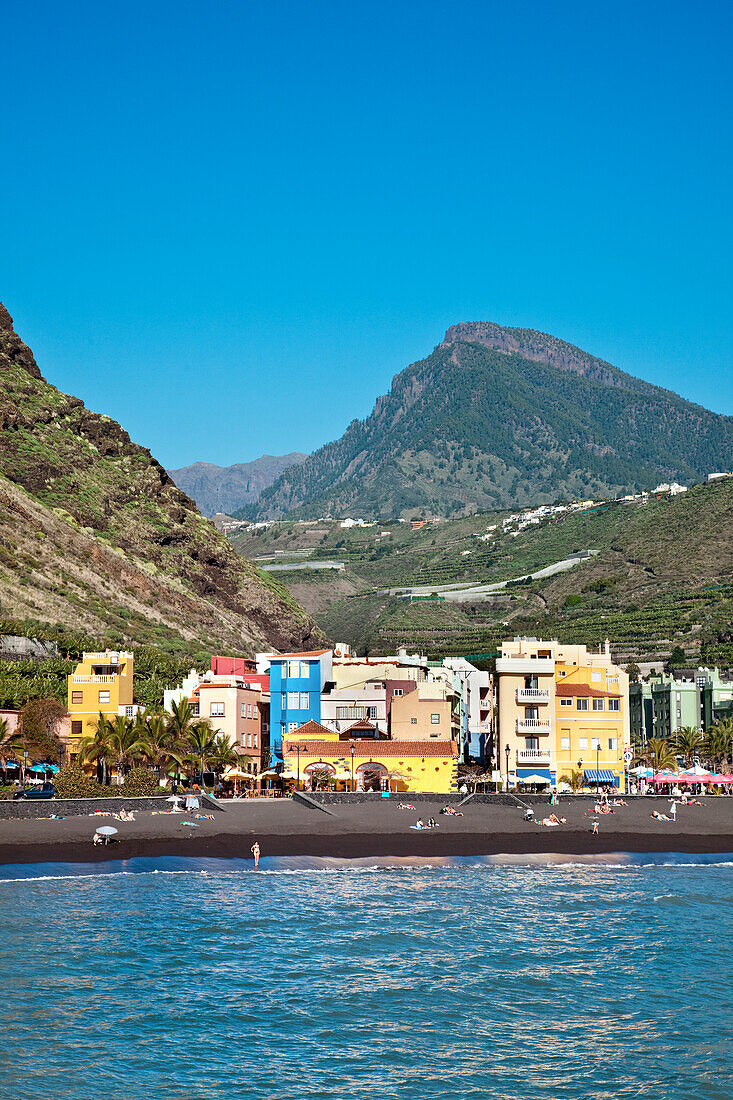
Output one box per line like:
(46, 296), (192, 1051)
(2, 0), (732, 469)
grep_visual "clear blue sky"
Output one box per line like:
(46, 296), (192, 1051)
(2, 0), (732, 469)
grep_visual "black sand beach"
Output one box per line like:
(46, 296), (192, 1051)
(1, 796), (731, 864)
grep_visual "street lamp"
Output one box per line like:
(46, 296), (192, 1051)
(504, 744), (510, 791)
(596, 741), (601, 794)
(295, 743), (307, 791)
(350, 743), (356, 792)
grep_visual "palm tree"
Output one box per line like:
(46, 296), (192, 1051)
(560, 768), (585, 793)
(106, 714), (143, 781)
(640, 737), (678, 772)
(208, 734), (240, 781)
(137, 712), (186, 783)
(187, 720), (217, 790)
(167, 698), (198, 743)
(672, 725), (704, 767)
(704, 720), (733, 772)
(78, 713), (113, 785)
(0, 718), (24, 782)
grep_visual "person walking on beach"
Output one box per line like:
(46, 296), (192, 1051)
(251, 841), (260, 869)
(592, 820), (599, 835)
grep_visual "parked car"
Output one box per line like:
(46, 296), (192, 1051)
(13, 785), (55, 800)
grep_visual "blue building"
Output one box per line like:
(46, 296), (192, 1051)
(264, 650), (333, 765)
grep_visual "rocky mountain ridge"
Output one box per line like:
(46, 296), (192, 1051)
(168, 453), (307, 516)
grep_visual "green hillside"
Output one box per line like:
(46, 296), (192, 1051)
(247, 322), (733, 520)
(0, 303), (321, 659)
(230, 478), (733, 666)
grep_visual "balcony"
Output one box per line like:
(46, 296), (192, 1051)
(72, 675), (116, 684)
(516, 717), (551, 734)
(516, 687), (550, 704)
(517, 748), (552, 765)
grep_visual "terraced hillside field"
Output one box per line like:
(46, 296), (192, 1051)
(229, 479), (733, 666)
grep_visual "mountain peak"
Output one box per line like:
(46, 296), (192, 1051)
(442, 321), (624, 387)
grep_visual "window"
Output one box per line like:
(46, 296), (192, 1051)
(557, 669), (566, 677)
(560, 698), (572, 707)
(561, 737), (570, 750)
(210, 702), (224, 717)
(577, 698), (589, 711)
(241, 704), (246, 719)
(393, 688), (403, 697)
(431, 713), (440, 724)
(608, 698), (620, 711)
(592, 699), (604, 711)
(336, 707), (348, 719)
(125, 706), (134, 718)
(98, 690), (110, 704)
(288, 722), (299, 733)
(71, 691), (83, 705)
(608, 738), (618, 750)
(411, 717), (418, 725)
(525, 737), (539, 750)
(287, 692), (299, 708)
(192, 703), (199, 717)
(591, 738), (601, 750)
(253, 734), (258, 748)
(591, 671), (601, 683)
(367, 706), (377, 719)
(253, 704), (258, 718)
(579, 737), (588, 749)
(71, 721), (82, 737)
(287, 660), (300, 677)
(246, 733), (252, 748)
(299, 692), (309, 709)
(246, 704), (251, 719)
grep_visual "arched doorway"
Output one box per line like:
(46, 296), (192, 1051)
(304, 761), (336, 790)
(357, 761), (388, 792)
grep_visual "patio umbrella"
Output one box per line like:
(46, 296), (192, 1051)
(96, 826), (118, 836)
(519, 774), (551, 784)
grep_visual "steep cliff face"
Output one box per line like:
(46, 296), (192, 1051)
(0, 304), (323, 653)
(250, 322), (733, 520)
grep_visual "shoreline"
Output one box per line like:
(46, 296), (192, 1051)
(2, 830), (733, 867)
(1, 796), (731, 866)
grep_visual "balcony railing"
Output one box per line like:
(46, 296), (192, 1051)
(517, 748), (552, 764)
(72, 675), (115, 684)
(516, 688), (550, 703)
(516, 718), (551, 734)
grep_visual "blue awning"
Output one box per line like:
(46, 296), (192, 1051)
(584, 769), (617, 783)
(516, 767), (552, 781)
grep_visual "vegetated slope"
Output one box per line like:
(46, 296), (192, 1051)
(168, 453), (307, 517)
(0, 304), (321, 654)
(230, 479), (733, 666)
(249, 322), (733, 520)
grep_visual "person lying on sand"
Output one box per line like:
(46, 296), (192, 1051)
(539, 814), (566, 826)
(441, 806), (463, 816)
(399, 803), (415, 810)
(651, 811), (670, 821)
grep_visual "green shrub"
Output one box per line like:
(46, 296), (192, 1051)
(121, 767), (161, 797)
(54, 764), (105, 799)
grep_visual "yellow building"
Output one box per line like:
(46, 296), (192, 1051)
(284, 729), (458, 793)
(496, 638), (629, 792)
(67, 650), (135, 760)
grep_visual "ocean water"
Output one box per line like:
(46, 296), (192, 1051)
(0, 854), (731, 1100)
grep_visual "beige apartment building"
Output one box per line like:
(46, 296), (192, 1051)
(190, 677), (265, 776)
(496, 638), (630, 792)
(390, 682), (456, 741)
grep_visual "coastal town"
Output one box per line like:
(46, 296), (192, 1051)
(2, 635), (732, 800)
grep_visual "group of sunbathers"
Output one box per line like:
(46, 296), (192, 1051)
(414, 818), (439, 830)
(538, 813), (567, 827)
(440, 806), (463, 816)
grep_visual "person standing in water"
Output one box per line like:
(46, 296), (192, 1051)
(251, 841), (260, 869)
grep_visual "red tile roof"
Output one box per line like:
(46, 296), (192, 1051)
(284, 739), (458, 758)
(289, 719), (335, 738)
(556, 683), (621, 698)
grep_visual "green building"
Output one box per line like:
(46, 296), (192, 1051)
(630, 668), (733, 744)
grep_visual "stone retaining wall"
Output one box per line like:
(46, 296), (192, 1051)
(0, 796), (174, 820)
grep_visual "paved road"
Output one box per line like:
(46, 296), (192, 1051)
(380, 550), (599, 603)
